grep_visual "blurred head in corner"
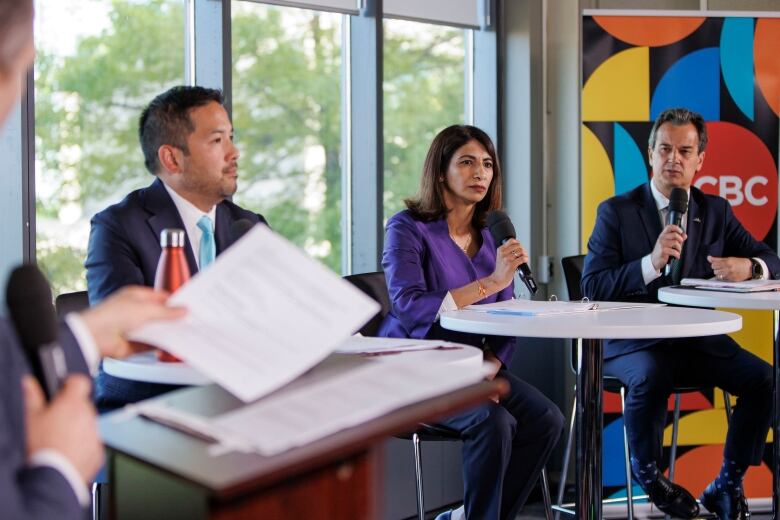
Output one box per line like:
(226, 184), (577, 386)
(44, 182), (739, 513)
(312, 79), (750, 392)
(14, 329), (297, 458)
(0, 0), (34, 125)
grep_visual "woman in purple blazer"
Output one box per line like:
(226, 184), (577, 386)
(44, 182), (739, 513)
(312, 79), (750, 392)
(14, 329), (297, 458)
(379, 125), (563, 520)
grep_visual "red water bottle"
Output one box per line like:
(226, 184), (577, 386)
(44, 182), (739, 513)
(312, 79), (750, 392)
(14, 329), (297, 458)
(154, 228), (190, 362)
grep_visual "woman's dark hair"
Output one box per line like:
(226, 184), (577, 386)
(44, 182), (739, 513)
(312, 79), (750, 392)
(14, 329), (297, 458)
(405, 124), (502, 227)
(0, 0), (33, 73)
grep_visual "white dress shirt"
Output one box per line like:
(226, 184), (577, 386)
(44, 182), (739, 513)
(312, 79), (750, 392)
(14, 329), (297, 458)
(163, 183), (217, 270)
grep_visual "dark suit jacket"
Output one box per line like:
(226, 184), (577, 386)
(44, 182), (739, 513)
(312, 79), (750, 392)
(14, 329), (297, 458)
(85, 177), (267, 304)
(85, 177), (267, 411)
(0, 318), (89, 519)
(581, 182), (780, 359)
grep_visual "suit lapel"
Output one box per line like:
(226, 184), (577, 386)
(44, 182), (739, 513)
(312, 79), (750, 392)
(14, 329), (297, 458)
(682, 191), (702, 278)
(144, 178), (199, 275)
(215, 204), (232, 255)
(636, 183), (662, 253)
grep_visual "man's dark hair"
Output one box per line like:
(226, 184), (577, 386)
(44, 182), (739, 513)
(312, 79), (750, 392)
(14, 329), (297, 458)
(648, 107), (708, 153)
(405, 124), (502, 227)
(139, 86), (225, 174)
(0, 0), (33, 73)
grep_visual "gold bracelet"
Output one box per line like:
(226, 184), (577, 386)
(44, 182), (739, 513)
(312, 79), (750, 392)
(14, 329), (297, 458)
(476, 279), (487, 299)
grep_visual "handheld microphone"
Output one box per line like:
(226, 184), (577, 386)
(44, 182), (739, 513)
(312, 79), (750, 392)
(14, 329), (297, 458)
(665, 187), (689, 274)
(6, 264), (67, 401)
(229, 219), (255, 246)
(486, 210), (538, 294)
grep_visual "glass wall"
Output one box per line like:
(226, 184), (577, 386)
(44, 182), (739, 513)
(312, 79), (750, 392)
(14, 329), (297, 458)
(382, 20), (467, 220)
(34, 0), (185, 295)
(231, 1), (343, 272)
(24, 1), (479, 293)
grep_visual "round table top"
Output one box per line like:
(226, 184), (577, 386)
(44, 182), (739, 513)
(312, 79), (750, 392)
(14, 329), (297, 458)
(104, 339), (484, 385)
(104, 352), (212, 386)
(440, 303), (742, 339)
(659, 286), (780, 310)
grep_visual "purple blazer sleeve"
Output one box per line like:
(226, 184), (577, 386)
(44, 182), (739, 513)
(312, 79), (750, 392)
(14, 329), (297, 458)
(381, 213), (449, 338)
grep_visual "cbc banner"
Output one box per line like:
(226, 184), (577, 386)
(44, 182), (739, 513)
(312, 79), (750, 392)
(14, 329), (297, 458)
(582, 12), (779, 499)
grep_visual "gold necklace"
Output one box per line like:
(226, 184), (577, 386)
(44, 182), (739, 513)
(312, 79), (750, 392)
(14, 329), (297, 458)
(450, 232), (472, 255)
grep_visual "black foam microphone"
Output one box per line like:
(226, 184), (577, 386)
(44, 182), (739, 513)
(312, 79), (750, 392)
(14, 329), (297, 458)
(486, 210), (538, 294)
(665, 187), (689, 273)
(6, 264), (67, 401)
(229, 219), (255, 246)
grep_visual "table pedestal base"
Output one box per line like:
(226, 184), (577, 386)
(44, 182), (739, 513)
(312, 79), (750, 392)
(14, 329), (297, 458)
(576, 338), (603, 520)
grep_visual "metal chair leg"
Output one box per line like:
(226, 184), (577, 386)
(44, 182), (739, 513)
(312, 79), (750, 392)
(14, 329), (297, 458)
(665, 393), (683, 520)
(541, 467), (554, 520)
(554, 387), (577, 520)
(412, 433), (425, 520)
(620, 387), (635, 520)
(723, 390), (733, 421)
(91, 482), (101, 520)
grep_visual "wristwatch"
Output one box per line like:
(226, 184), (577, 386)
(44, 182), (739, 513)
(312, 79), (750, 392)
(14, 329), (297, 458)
(750, 258), (763, 279)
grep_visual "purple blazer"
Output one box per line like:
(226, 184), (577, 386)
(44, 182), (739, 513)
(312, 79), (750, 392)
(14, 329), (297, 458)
(378, 209), (516, 364)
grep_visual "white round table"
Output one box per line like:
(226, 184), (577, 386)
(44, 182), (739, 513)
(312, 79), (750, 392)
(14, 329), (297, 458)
(104, 352), (212, 386)
(104, 338), (483, 385)
(440, 303), (742, 520)
(659, 286), (780, 516)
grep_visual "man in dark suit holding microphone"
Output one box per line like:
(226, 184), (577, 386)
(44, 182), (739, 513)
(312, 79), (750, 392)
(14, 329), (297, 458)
(0, 3), (185, 517)
(582, 108), (780, 520)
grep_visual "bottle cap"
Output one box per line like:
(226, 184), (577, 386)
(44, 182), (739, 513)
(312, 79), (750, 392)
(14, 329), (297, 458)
(160, 228), (186, 248)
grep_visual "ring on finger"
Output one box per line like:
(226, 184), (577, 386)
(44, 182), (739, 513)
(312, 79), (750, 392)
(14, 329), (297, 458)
(513, 250), (520, 258)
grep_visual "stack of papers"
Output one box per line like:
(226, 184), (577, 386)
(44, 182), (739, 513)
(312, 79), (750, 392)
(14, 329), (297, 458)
(335, 336), (462, 355)
(466, 299), (598, 316)
(126, 356), (487, 456)
(681, 278), (780, 293)
(129, 224), (380, 402)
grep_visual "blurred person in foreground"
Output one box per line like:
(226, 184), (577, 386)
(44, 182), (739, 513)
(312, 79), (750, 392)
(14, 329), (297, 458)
(0, 2), (185, 517)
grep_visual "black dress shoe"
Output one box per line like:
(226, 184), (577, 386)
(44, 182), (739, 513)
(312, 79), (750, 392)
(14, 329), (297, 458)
(700, 482), (750, 519)
(645, 474), (700, 518)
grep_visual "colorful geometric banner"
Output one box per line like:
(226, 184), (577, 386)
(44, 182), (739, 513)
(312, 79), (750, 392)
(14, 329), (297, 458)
(582, 13), (780, 499)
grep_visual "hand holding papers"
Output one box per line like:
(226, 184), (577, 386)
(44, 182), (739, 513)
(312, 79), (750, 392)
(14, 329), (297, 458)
(681, 277), (780, 293)
(129, 224), (380, 402)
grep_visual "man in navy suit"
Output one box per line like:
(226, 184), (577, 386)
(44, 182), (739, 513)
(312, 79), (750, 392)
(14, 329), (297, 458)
(582, 108), (778, 520)
(85, 86), (268, 411)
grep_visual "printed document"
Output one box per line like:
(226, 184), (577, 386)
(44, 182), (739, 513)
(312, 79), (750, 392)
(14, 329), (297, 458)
(128, 355), (487, 456)
(681, 277), (780, 293)
(129, 224), (380, 402)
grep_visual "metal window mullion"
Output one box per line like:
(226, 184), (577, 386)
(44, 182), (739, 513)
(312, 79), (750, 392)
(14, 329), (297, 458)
(348, 0), (383, 274)
(193, 0), (232, 114)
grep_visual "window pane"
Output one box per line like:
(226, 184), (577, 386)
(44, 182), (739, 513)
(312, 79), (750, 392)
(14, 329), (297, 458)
(231, 2), (343, 272)
(34, 0), (185, 295)
(383, 20), (467, 220)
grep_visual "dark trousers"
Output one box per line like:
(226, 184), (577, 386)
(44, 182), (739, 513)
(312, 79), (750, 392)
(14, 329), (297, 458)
(438, 369), (564, 520)
(604, 335), (772, 469)
(94, 366), (184, 414)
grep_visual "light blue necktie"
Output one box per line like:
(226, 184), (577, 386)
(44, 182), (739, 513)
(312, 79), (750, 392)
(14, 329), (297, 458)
(197, 215), (216, 269)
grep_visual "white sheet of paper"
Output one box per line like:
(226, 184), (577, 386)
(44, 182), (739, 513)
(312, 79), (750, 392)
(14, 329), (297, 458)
(167, 355), (484, 456)
(335, 336), (459, 355)
(129, 224), (380, 402)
